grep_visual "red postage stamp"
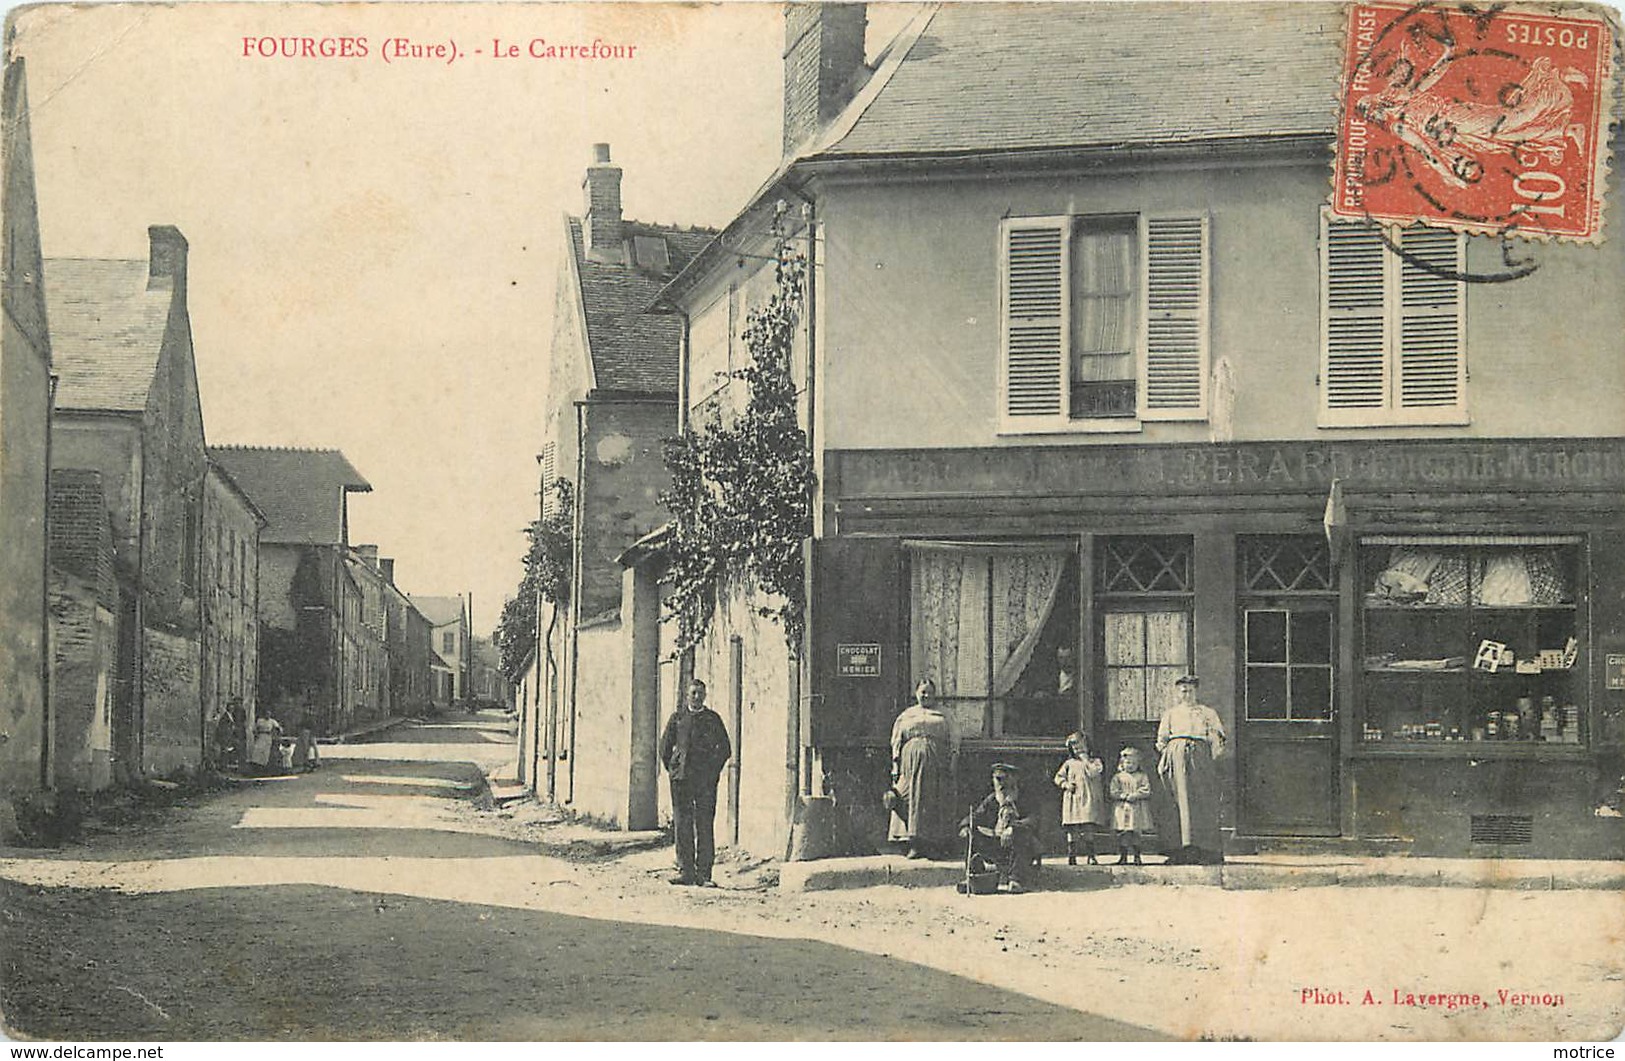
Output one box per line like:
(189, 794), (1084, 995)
(1334, 2), (1616, 242)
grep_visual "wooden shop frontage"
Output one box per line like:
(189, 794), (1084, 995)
(806, 437), (1625, 859)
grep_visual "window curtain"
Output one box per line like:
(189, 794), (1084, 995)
(909, 543), (1068, 698)
(990, 551), (1068, 696)
(1104, 609), (1189, 721)
(910, 548), (990, 698)
(1070, 223), (1135, 376)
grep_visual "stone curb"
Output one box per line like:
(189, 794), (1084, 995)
(776, 856), (1625, 893)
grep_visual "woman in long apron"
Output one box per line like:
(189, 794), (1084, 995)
(1156, 674), (1227, 865)
(887, 679), (957, 859)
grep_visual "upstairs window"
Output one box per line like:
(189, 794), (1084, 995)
(1000, 214), (1209, 434)
(1321, 215), (1467, 427)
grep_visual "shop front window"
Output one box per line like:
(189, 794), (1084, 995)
(1097, 536), (1193, 722)
(908, 543), (1077, 740)
(1359, 536), (1585, 747)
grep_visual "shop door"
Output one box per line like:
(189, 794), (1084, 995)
(1237, 601), (1339, 835)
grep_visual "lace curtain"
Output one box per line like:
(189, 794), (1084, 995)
(909, 545), (1068, 732)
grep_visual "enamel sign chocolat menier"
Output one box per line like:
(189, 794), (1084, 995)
(1335, 2), (1615, 241)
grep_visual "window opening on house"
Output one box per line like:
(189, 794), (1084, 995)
(1321, 214), (1466, 426)
(1001, 214), (1207, 433)
(1245, 609), (1333, 721)
(1070, 216), (1138, 418)
(1097, 536), (1193, 723)
(1358, 537), (1584, 747)
(1242, 535), (1333, 594)
(1240, 536), (1336, 723)
(908, 543), (1078, 740)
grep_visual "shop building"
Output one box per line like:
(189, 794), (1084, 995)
(669, 3), (1625, 859)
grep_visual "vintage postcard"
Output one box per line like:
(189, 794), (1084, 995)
(1, 0), (1623, 1046)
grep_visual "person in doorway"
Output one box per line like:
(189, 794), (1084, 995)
(1109, 746), (1155, 865)
(960, 763), (1039, 893)
(249, 714), (283, 775)
(1053, 730), (1107, 865)
(659, 679), (732, 887)
(1156, 673), (1227, 865)
(213, 700), (241, 771)
(293, 710), (320, 772)
(886, 678), (957, 859)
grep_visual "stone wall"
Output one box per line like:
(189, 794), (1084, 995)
(48, 570), (114, 791)
(141, 626), (200, 776)
(569, 615), (633, 825)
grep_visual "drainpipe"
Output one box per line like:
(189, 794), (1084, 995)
(37, 373), (56, 789)
(567, 400), (587, 803)
(133, 432), (147, 780)
(796, 204), (820, 799)
(198, 494), (209, 768)
(676, 308), (690, 434)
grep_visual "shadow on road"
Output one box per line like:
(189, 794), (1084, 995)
(0, 879), (1162, 1040)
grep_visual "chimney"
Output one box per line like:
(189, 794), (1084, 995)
(355, 543), (379, 569)
(582, 143), (623, 255)
(147, 224), (187, 290)
(782, 3), (867, 156)
(380, 557), (395, 585)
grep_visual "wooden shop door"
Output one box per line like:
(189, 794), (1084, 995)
(1237, 600), (1340, 835)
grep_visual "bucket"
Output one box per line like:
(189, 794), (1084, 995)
(964, 868), (1000, 895)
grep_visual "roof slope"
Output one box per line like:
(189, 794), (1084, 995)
(408, 595), (465, 627)
(209, 446), (371, 546)
(821, 2), (1345, 158)
(569, 218), (716, 394)
(44, 258), (171, 412)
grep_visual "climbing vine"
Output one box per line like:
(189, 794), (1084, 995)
(496, 477), (574, 678)
(661, 245), (815, 653)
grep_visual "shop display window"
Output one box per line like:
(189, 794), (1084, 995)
(1358, 538), (1585, 749)
(908, 543), (1079, 740)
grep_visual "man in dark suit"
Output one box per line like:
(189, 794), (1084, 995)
(659, 679), (732, 886)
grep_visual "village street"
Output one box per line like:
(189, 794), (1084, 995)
(2, 713), (1622, 1042)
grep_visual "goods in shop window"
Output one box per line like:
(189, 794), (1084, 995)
(1474, 639), (1510, 673)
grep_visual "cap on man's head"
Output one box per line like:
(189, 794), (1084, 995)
(1175, 674), (1200, 687)
(990, 762), (1020, 777)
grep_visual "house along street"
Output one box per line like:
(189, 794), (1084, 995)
(1, 713), (1620, 1041)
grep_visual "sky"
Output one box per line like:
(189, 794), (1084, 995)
(10, 1), (905, 635)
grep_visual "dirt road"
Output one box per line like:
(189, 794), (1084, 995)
(4, 712), (1622, 1041)
(0, 714), (1155, 1041)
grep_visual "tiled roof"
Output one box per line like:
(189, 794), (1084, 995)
(209, 446), (371, 546)
(408, 595), (465, 627)
(820, 3), (1345, 158)
(569, 218), (717, 394)
(44, 258), (171, 413)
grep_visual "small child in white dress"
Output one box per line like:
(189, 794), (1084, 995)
(1053, 731), (1108, 865)
(1109, 746), (1155, 866)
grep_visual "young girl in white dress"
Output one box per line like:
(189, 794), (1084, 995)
(1109, 746), (1155, 865)
(1053, 731), (1107, 865)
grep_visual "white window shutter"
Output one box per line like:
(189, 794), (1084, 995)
(539, 442), (558, 518)
(999, 217), (1068, 428)
(1141, 215), (1208, 420)
(1321, 216), (1390, 419)
(1396, 227), (1466, 411)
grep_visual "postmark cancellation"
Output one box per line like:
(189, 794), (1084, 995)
(1334, 1), (1619, 244)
